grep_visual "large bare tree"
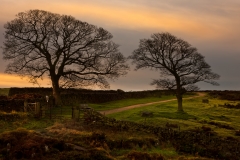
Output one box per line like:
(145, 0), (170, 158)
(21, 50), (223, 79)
(2, 10), (129, 104)
(129, 32), (219, 112)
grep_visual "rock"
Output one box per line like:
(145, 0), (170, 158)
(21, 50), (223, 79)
(141, 111), (153, 117)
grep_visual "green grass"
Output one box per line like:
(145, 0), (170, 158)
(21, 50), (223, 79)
(23, 118), (54, 130)
(147, 147), (178, 159)
(50, 105), (73, 118)
(6, 91), (239, 138)
(43, 96), (179, 119)
(88, 94), (195, 111)
(106, 94), (240, 138)
(0, 117), (54, 133)
(0, 88), (9, 96)
(3, 91), (239, 139)
(1, 92), (238, 159)
(111, 147), (178, 160)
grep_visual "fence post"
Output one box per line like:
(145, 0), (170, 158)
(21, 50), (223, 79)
(35, 102), (40, 116)
(41, 106), (46, 118)
(72, 107), (80, 121)
(72, 106), (74, 119)
(24, 101), (28, 112)
(76, 107), (80, 121)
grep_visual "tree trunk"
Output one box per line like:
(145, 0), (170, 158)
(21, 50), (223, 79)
(176, 93), (184, 112)
(51, 76), (62, 106)
(175, 77), (184, 112)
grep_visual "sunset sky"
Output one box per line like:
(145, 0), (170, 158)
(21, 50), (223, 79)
(0, 0), (240, 91)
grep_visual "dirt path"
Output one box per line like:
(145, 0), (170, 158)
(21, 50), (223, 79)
(99, 93), (205, 115)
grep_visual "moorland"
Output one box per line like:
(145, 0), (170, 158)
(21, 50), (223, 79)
(0, 88), (240, 159)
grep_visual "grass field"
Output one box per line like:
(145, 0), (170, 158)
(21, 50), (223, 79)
(49, 93), (196, 119)
(49, 92), (240, 138)
(1, 91), (240, 159)
(3, 91), (239, 139)
(106, 94), (240, 138)
(88, 93), (195, 111)
(49, 95), (181, 121)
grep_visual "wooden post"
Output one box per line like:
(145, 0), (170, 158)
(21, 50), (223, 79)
(72, 106), (75, 119)
(24, 101), (28, 112)
(72, 107), (80, 121)
(75, 108), (80, 121)
(41, 106), (46, 118)
(35, 102), (40, 116)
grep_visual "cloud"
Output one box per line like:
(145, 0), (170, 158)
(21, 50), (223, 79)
(0, 0), (240, 90)
(1, 0), (237, 40)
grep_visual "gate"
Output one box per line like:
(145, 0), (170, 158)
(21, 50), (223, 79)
(44, 104), (73, 120)
(43, 104), (92, 121)
(24, 101), (41, 117)
(24, 101), (91, 121)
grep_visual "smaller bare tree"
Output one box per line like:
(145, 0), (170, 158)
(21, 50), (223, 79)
(129, 32), (220, 112)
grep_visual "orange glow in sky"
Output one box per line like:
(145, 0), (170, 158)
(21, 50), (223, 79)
(0, 0), (240, 90)
(0, 73), (50, 88)
(0, 0), (234, 39)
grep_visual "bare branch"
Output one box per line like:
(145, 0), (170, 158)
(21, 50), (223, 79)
(130, 32), (220, 111)
(3, 10), (129, 103)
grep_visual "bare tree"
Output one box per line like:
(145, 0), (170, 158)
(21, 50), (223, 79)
(129, 32), (219, 112)
(2, 10), (129, 104)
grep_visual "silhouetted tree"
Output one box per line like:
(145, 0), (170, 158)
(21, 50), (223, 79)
(129, 32), (219, 112)
(2, 10), (129, 104)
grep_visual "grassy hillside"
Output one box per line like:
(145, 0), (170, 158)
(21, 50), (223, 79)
(0, 91), (240, 159)
(47, 92), (240, 138)
(0, 111), (215, 160)
(89, 93), (195, 111)
(107, 94), (240, 138)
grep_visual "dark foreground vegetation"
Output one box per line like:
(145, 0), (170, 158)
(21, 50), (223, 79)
(0, 109), (239, 160)
(208, 90), (240, 101)
(209, 90), (240, 109)
(0, 88), (240, 159)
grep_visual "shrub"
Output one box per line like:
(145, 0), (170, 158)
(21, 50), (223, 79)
(0, 128), (74, 159)
(0, 99), (25, 112)
(208, 91), (240, 101)
(208, 121), (234, 130)
(235, 130), (240, 136)
(85, 110), (240, 159)
(0, 96), (8, 100)
(165, 122), (179, 128)
(141, 111), (153, 117)
(202, 99), (209, 103)
(0, 111), (29, 121)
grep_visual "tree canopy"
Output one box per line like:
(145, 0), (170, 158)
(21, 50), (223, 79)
(2, 10), (129, 103)
(129, 32), (220, 111)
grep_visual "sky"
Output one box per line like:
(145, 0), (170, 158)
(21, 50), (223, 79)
(0, 0), (240, 91)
